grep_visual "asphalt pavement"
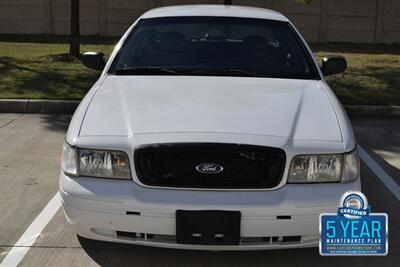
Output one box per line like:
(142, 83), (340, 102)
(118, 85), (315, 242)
(0, 114), (399, 266)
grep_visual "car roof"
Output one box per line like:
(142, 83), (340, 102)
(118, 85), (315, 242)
(141, 5), (288, 22)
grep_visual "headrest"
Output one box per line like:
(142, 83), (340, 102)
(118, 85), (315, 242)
(243, 36), (268, 46)
(160, 32), (185, 41)
(242, 36), (269, 54)
(157, 32), (185, 52)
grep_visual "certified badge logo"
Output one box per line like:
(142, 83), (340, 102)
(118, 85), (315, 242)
(320, 191), (388, 256)
(338, 191), (370, 219)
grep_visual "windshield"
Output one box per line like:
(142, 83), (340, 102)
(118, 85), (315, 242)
(109, 17), (319, 80)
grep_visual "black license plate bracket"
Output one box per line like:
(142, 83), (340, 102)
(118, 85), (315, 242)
(176, 210), (241, 245)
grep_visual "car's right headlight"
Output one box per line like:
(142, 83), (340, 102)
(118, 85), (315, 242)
(61, 142), (131, 180)
(78, 148), (131, 179)
(61, 142), (77, 176)
(288, 148), (359, 183)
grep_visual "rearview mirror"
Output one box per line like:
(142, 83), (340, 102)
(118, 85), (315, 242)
(81, 52), (106, 71)
(321, 56), (347, 76)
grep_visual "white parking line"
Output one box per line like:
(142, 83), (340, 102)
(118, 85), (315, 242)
(359, 146), (400, 202)
(0, 193), (61, 267)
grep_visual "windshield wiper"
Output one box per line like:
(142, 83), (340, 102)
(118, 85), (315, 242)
(113, 67), (184, 75)
(192, 69), (264, 77)
(113, 67), (265, 77)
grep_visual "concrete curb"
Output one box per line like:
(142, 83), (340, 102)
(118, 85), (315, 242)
(344, 105), (400, 117)
(1, 99), (400, 117)
(0, 99), (80, 114)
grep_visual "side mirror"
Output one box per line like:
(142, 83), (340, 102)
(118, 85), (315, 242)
(321, 56), (347, 76)
(81, 52), (106, 71)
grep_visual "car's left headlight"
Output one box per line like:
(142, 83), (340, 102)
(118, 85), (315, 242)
(341, 148), (360, 183)
(288, 149), (359, 183)
(78, 149), (131, 179)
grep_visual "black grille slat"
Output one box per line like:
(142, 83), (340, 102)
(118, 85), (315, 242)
(134, 143), (286, 189)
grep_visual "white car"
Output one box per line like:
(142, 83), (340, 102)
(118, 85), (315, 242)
(60, 5), (361, 250)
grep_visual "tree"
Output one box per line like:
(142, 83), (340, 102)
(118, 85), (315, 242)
(223, 0), (232, 5)
(69, 0), (80, 58)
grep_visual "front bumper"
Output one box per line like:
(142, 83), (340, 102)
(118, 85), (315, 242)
(59, 172), (361, 250)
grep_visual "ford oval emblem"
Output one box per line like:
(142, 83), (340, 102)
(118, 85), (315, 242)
(195, 163), (224, 174)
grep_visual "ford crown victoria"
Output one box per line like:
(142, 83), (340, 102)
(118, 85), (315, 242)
(60, 5), (360, 250)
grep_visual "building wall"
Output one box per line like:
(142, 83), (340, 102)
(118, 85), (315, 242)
(0, 0), (399, 43)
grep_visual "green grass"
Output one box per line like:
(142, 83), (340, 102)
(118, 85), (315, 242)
(0, 40), (114, 100)
(313, 43), (400, 105)
(0, 36), (399, 105)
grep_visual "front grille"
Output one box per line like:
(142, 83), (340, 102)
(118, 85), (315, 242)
(134, 143), (286, 189)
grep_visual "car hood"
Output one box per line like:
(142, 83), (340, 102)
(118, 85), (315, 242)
(79, 76), (342, 142)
